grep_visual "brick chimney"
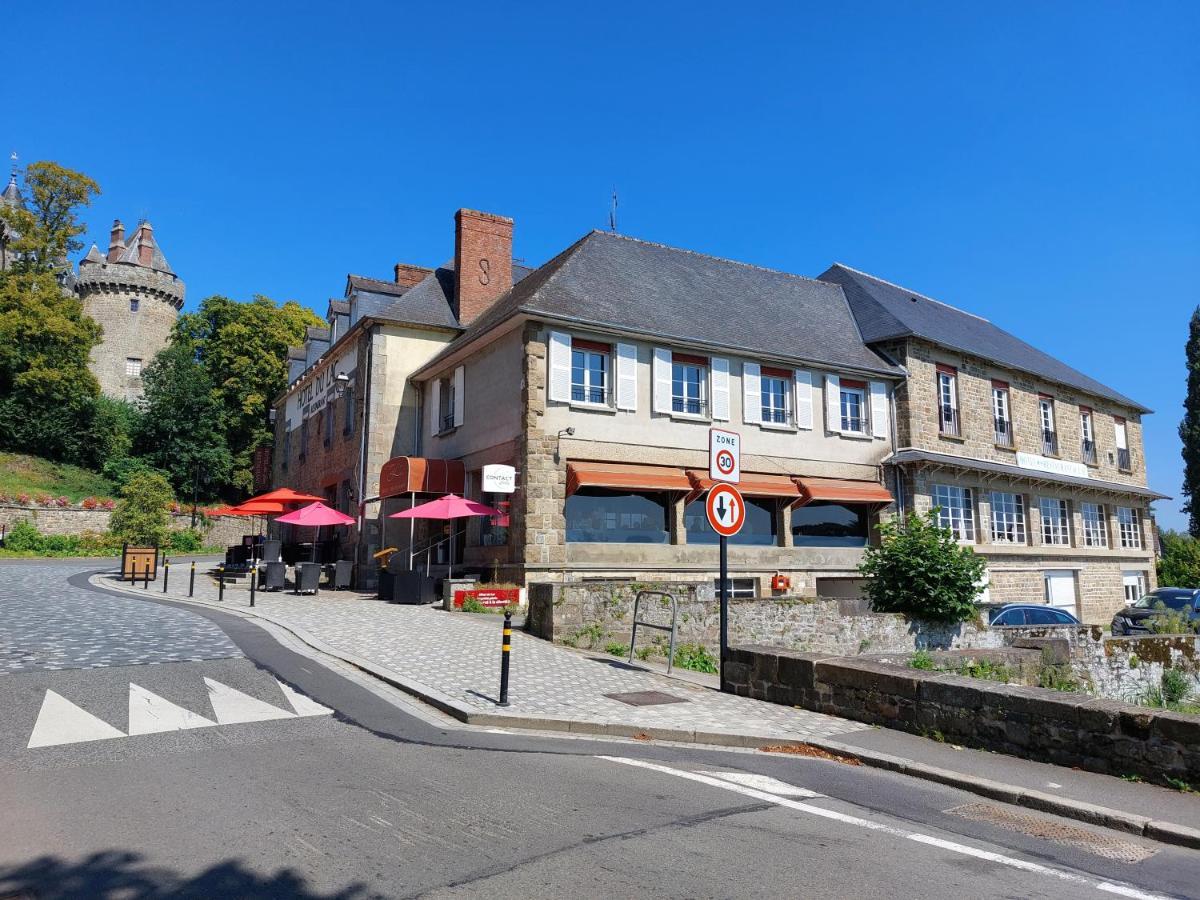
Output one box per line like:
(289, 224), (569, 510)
(136, 222), (155, 267)
(107, 219), (125, 262)
(394, 263), (433, 288)
(453, 209), (512, 325)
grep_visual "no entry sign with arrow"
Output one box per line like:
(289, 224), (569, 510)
(705, 483), (746, 537)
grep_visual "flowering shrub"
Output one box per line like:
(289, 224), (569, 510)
(0, 492), (9, 503)
(16, 494), (31, 505)
(170, 501), (182, 515)
(101, 498), (115, 510)
(34, 494), (52, 507)
(81, 497), (99, 510)
(54, 496), (70, 508)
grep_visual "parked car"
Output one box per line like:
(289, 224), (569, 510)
(1111, 588), (1200, 636)
(988, 604), (1081, 627)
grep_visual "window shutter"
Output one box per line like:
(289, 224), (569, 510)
(615, 343), (637, 411)
(429, 378), (441, 437)
(453, 365), (465, 427)
(824, 374), (841, 433)
(794, 370), (813, 430)
(652, 348), (672, 414)
(711, 357), (731, 421)
(742, 362), (761, 425)
(548, 331), (571, 403)
(870, 381), (888, 438)
(1114, 419), (1128, 450)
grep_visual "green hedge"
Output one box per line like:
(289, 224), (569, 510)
(1, 521), (217, 557)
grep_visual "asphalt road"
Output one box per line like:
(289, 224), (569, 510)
(0, 562), (1196, 899)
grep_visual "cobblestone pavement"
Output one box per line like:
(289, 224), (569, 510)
(121, 570), (865, 742)
(0, 564), (241, 674)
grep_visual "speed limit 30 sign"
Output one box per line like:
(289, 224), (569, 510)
(709, 428), (740, 483)
(705, 483), (746, 537)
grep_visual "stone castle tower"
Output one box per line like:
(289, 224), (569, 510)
(77, 219), (185, 400)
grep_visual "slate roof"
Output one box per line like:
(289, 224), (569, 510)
(818, 264), (1149, 412)
(367, 261), (536, 332)
(305, 326), (331, 342)
(113, 222), (175, 275)
(347, 274), (408, 296)
(888, 448), (1168, 500)
(436, 231), (900, 376)
(327, 298), (350, 316)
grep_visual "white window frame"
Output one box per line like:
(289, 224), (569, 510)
(1081, 501), (1108, 548)
(989, 491), (1026, 544)
(840, 383), (867, 434)
(933, 484), (974, 542)
(992, 385), (1012, 445)
(1117, 507), (1142, 549)
(714, 577), (757, 599)
(1039, 497), (1071, 546)
(937, 369), (959, 436)
(571, 346), (610, 406)
(126, 357), (142, 377)
(672, 360), (708, 417)
(760, 372), (791, 426)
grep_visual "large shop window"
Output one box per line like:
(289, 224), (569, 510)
(791, 501), (870, 547)
(565, 488), (670, 543)
(685, 496), (777, 545)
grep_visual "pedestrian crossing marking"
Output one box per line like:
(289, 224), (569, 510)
(276, 679), (333, 717)
(128, 683), (216, 735)
(27, 690), (125, 748)
(204, 677), (296, 725)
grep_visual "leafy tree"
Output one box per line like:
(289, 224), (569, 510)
(171, 294), (323, 492)
(134, 343), (233, 496)
(1181, 307), (1200, 536)
(81, 395), (141, 472)
(109, 471), (174, 546)
(0, 161), (100, 274)
(859, 509), (988, 624)
(1158, 529), (1200, 587)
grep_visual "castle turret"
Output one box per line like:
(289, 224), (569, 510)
(76, 219), (185, 401)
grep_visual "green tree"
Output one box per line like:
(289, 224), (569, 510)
(0, 161), (100, 274)
(135, 343), (233, 497)
(172, 294), (322, 492)
(859, 509), (989, 624)
(81, 395), (141, 472)
(109, 471), (174, 546)
(1158, 529), (1200, 587)
(1181, 308), (1200, 536)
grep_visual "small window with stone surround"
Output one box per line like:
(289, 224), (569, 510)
(130, 298), (140, 313)
(125, 357), (142, 377)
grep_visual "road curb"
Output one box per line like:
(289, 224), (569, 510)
(96, 574), (1200, 852)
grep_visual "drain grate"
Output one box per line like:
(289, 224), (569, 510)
(945, 803), (1157, 864)
(603, 690), (688, 707)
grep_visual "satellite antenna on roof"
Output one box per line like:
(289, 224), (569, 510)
(609, 189), (618, 233)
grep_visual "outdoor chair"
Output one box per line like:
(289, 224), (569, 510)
(263, 561), (286, 591)
(334, 560), (354, 590)
(295, 562), (321, 595)
(263, 539), (282, 563)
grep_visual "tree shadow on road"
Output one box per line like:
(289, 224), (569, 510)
(0, 850), (372, 899)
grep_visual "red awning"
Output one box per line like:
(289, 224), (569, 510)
(793, 477), (894, 506)
(379, 456), (465, 498)
(685, 470), (802, 504)
(566, 462), (691, 496)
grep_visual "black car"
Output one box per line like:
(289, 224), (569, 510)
(1111, 588), (1200, 636)
(988, 604), (1081, 627)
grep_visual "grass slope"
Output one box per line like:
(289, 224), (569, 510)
(0, 453), (117, 502)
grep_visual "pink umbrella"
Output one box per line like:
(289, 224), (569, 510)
(276, 502), (356, 562)
(388, 494), (501, 577)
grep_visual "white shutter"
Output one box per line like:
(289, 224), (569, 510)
(824, 374), (841, 433)
(1115, 420), (1128, 450)
(711, 357), (730, 421)
(742, 362), (761, 425)
(794, 370), (813, 430)
(615, 343), (637, 411)
(652, 347), (672, 414)
(453, 365), (465, 427)
(429, 378), (441, 437)
(870, 381), (888, 439)
(548, 331), (571, 403)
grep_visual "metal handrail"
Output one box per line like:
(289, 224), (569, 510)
(628, 590), (679, 674)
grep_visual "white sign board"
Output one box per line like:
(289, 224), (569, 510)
(481, 464), (516, 494)
(709, 428), (741, 484)
(1015, 452), (1089, 480)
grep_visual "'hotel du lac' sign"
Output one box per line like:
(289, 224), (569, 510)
(1015, 452), (1089, 480)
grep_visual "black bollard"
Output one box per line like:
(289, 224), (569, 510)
(498, 610), (512, 707)
(218, 565), (225, 602)
(250, 566), (256, 607)
(143, 561), (150, 590)
(163, 559), (170, 593)
(189, 560), (196, 597)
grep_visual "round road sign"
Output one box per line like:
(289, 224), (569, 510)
(705, 483), (746, 538)
(715, 448), (736, 477)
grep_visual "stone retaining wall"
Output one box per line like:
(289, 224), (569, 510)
(723, 644), (1200, 786)
(0, 504), (248, 547)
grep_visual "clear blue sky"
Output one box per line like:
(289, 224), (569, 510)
(8, 2), (1198, 526)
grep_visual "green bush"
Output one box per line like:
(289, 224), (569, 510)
(604, 641), (629, 657)
(673, 643), (718, 674)
(909, 650), (936, 670)
(109, 472), (174, 546)
(1158, 530), (1200, 587)
(1162, 668), (1192, 704)
(165, 529), (204, 552)
(4, 521), (43, 552)
(859, 510), (988, 624)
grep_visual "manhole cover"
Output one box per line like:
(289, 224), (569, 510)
(604, 690), (688, 707)
(946, 803), (1157, 864)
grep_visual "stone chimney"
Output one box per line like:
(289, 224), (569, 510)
(136, 222), (155, 267)
(453, 209), (512, 325)
(394, 263), (433, 288)
(107, 219), (125, 262)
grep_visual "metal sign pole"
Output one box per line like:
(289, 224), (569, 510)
(719, 534), (729, 681)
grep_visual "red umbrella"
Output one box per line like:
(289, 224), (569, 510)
(246, 488), (324, 505)
(388, 494), (501, 578)
(276, 502), (356, 563)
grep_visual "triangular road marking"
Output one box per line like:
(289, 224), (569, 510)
(204, 677), (295, 724)
(128, 683), (216, 735)
(699, 771), (822, 798)
(28, 690), (125, 749)
(275, 679), (333, 717)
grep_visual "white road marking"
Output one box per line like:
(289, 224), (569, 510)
(598, 757), (1165, 900)
(699, 771), (822, 798)
(204, 677), (295, 725)
(128, 683), (216, 735)
(27, 690), (125, 748)
(275, 679), (333, 717)
(1047, 782), (1063, 789)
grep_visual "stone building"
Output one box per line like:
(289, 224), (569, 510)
(77, 219), (184, 400)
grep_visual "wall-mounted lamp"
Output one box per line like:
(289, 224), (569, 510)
(335, 371), (350, 397)
(554, 427), (574, 463)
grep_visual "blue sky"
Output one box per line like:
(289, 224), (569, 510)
(8, 2), (1198, 526)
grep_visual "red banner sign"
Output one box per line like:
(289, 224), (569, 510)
(453, 589), (520, 608)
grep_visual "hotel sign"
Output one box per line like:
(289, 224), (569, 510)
(1015, 452), (1089, 480)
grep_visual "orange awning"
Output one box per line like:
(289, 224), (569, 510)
(566, 462), (691, 496)
(686, 470), (802, 504)
(793, 477), (894, 506)
(379, 456), (465, 498)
